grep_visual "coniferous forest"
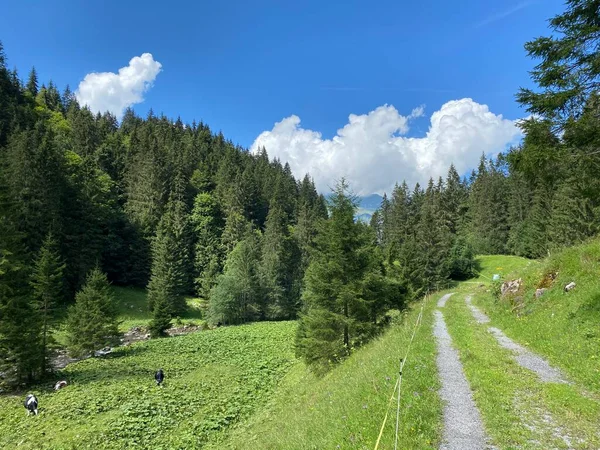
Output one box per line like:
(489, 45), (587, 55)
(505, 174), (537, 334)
(2, 0), (600, 388)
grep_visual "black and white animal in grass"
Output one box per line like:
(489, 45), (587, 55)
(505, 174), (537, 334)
(155, 368), (164, 386)
(24, 394), (38, 416)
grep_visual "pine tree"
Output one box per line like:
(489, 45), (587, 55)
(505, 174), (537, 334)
(191, 192), (224, 298)
(65, 267), (119, 358)
(517, 0), (600, 126)
(147, 174), (192, 316)
(208, 232), (262, 324)
(0, 217), (41, 388)
(259, 206), (299, 319)
(548, 179), (596, 249)
(415, 178), (452, 290)
(26, 67), (38, 97)
(148, 287), (173, 338)
(295, 179), (372, 373)
(30, 233), (65, 374)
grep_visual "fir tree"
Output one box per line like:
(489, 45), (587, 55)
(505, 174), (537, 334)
(259, 206), (299, 319)
(0, 217), (41, 387)
(30, 233), (65, 374)
(148, 289), (173, 338)
(191, 192), (224, 298)
(146, 174), (192, 316)
(26, 67), (38, 97)
(295, 179), (372, 372)
(65, 267), (119, 358)
(209, 232), (262, 324)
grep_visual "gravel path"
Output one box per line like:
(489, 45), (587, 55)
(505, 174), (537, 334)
(434, 310), (491, 449)
(437, 293), (454, 308)
(487, 327), (568, 384)
(464, 295), (568, 384)
(465, 295), (490, 324)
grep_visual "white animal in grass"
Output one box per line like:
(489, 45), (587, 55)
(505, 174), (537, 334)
(24, 394), (38, 416)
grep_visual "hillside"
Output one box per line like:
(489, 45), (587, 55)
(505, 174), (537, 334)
(1, 240), (599, 448)
(0, 322), (296, 449)
(218, 241), (600, 449)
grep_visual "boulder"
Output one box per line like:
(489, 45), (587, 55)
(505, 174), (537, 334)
(94, 347), (112, 357)
(501, 278), (522, 296)
(564, 281), (576, 292)
(535, 288), (547, 299)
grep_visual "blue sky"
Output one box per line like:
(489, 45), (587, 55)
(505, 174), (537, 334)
(0, 0), (565, 194)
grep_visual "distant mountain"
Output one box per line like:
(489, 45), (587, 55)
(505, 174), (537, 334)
(356, 194), (383, 223)
(359, 194), (383, 210)
(323, 193), (383, 223)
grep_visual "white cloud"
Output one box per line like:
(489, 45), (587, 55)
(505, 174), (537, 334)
(251, 99), (522, 196)
(75, 53), (162, 120)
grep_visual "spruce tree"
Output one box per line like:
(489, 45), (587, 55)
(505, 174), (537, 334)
(209, 231), (262, 324)
(259, 206), (298, 319)
(191, 192), (224, 298)
(295, 179), (372, 372)
(517, 0), (600, 126)
(65, 267), (119, 358)
(548, 179), (596, 248)
(146, 175), (192, 316)
(30, 233), (65, 374)
(0, 217), (41, 388)
(26, 67), (38, 97)
(148, 290), (173, 338)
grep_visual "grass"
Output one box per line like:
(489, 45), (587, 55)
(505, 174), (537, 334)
(112, 286), (205, 331)
(5, 240), (600, 448)
(215, 297), (443, 450)
(1, 291), (444, 449)
(0, 321), (296, 449)
(53, 286), (205, 347)
(437, 241), (600, 448)
(442, 287), (600, 449)
(473, 240), (600, 393)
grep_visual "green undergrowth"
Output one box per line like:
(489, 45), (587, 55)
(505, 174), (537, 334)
(473, 240), (600, 393)
(216, 297), (443, 450)
(0, 321), (296, 449)
(112, 286), (205, 331)
(443, 289), (600, 449)
(53, 286), (205, 347)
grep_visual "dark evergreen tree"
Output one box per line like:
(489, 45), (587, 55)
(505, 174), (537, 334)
(0, 217), (40, 388)
(208, 232), (262, 324)
(259, 206), (299, 319)
(30, 233), (65, 374)
(146, 173), (192, 315)
(191, 192), (224, 298)
(65, 267), (119, 358)
(148, 290), (173, 338)
(295, 180), (374, 373)
(26, 67), (38, 97)
(517, 0), (600, 126)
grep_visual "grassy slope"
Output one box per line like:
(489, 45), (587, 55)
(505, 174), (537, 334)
(4, 240), (599, 449)
(1, 291), (443, 450)
(0, 322), (296, 450)
(441, 242), (600, 449)
(216, 298), (443, 450)
(474, 242), (600, 392)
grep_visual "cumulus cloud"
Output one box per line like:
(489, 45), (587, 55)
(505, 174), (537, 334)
(251, 99), (522, 195)
(76, 53), (162, 120)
